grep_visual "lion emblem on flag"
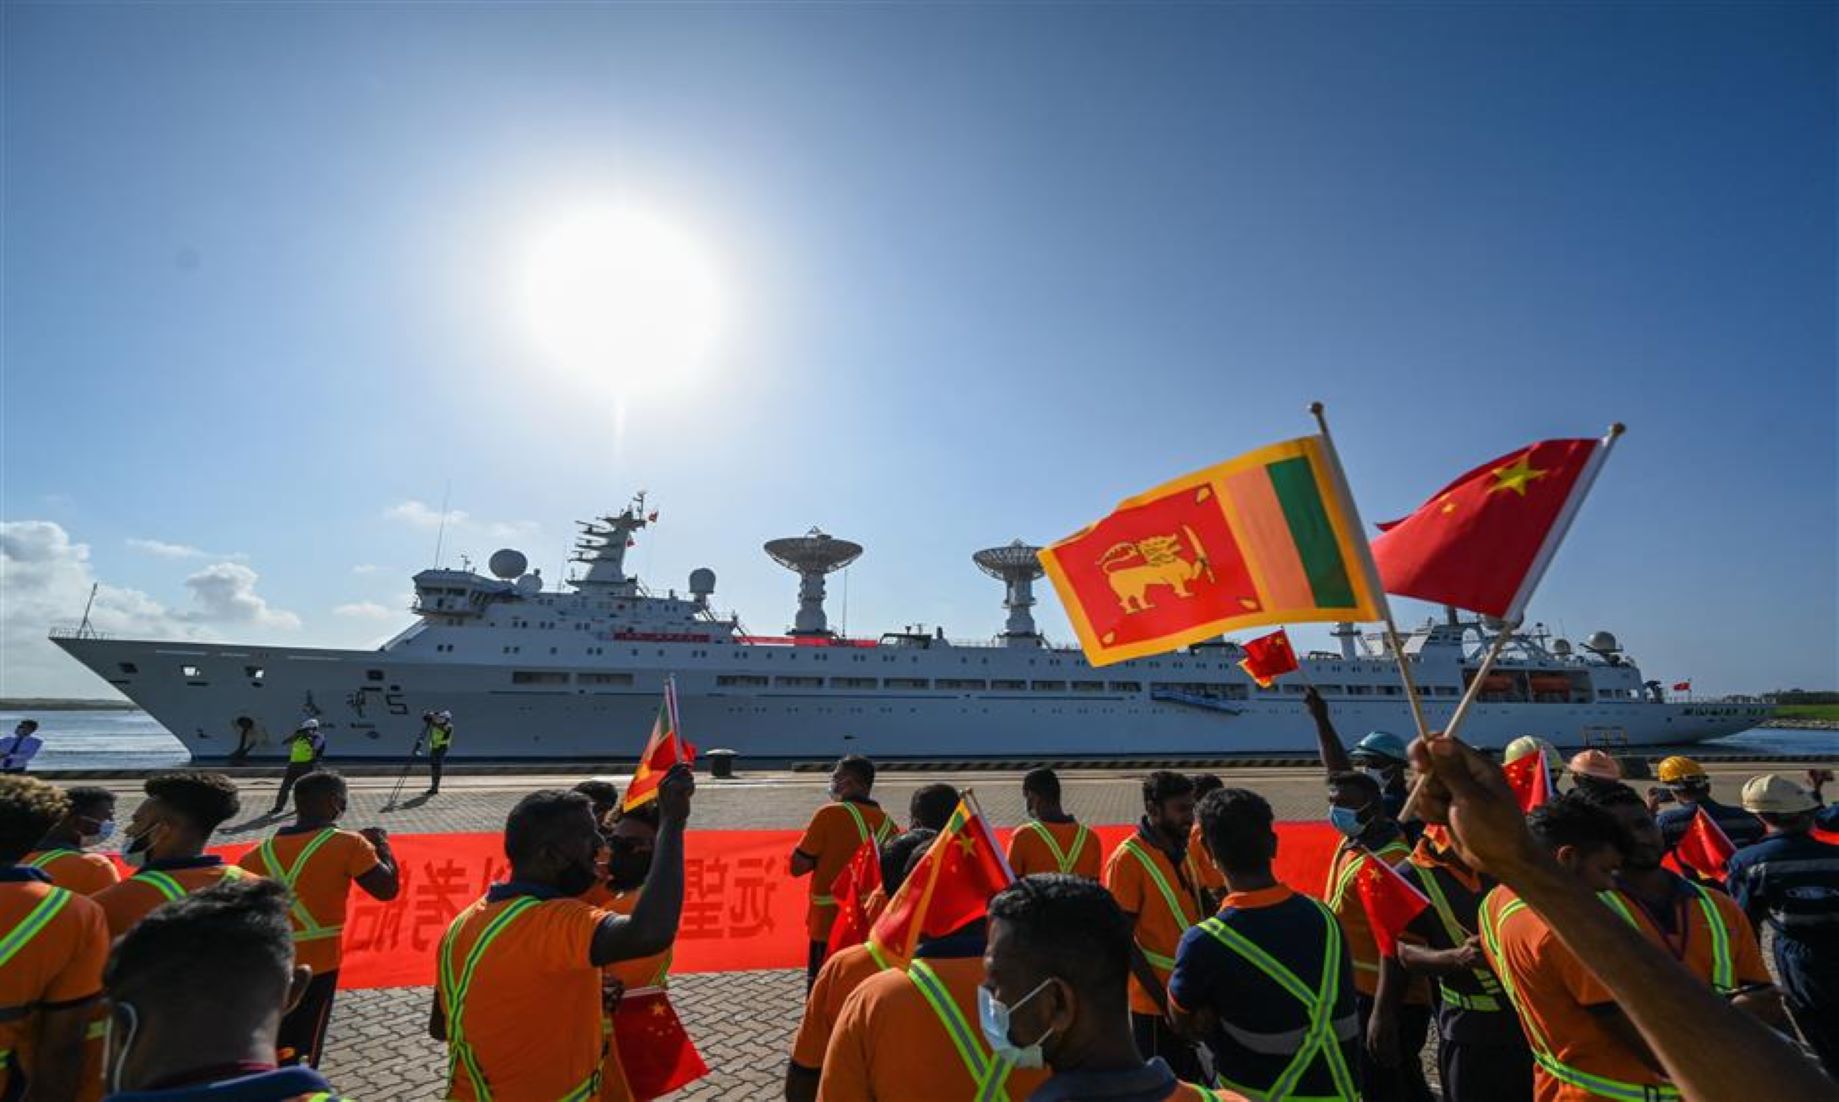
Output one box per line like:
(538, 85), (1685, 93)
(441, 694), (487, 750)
(1098, 525), (1217, 614)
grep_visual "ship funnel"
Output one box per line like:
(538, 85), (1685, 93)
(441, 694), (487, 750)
(973, 540), (1044, 646)
(765, 529), (862, 636)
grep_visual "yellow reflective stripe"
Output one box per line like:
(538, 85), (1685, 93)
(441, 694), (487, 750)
(136, 871), (186, 902)
(439, 898), (542, 1102)
(811, 895), (837, 906)
(0, 889), (70, 968)
(1688, 882), (1734, 995)
(259, 829), (342, 942)
(23, 849), (75, 870)
(1119, 837), (1198, 931)
(1410, 862), (1503, 998)
(1022, 821), (1091, 875)
(907, 960), (1012, 1101)
(85, 1018), (109, 1041)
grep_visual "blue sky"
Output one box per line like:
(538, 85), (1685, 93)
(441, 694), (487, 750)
(4, 3), (1833, 697)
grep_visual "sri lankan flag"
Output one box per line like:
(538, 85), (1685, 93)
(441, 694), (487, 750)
(623, 677), (696, 812)
(1040, 436), (1385, 666)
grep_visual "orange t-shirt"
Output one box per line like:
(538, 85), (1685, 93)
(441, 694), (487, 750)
(437, 892), (611, 1102)
(1607, 880), (1770, 993)
(1184, 824), (1226, 896)
(1104, 833), (1203, 1015)
(1481, 886), (1670, 1102)
(1007, 819), (1103, 880)
(237, 827), (381, 974)
(93, 861), (261, 939)
(1323, 839), (1428, 1001)
(22, 849), (120, 897)
(0, 878), (108, 1099)
(817, 953), (1049, 1101)
(796, 800), (893, 940)
(578, 886), (674, 1102)
(791, 941), (888, 1069)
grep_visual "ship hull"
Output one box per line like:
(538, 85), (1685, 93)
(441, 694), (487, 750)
(54, 637), (1769, 762)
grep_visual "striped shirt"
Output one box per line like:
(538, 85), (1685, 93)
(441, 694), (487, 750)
(1728, 831), (1839, 950)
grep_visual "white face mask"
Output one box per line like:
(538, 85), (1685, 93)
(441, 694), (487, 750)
(978, 979), (1055, 1069)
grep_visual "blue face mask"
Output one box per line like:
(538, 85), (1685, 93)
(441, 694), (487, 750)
(978, 979), (1054, 1069)
(1328, 805), (1365, 838)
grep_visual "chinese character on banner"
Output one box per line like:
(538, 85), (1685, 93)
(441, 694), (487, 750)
(412, 859), (479, 951)
(680, 856), (729, 939)
(727, 857), (776, 938)
(346, 862), (412, 952)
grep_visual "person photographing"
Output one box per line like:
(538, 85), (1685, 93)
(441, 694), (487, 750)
(422, 710), (455, 796)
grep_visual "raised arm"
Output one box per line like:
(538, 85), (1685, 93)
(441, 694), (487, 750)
(356, 827), (402, 901)
(1305, 687), (1353, 777)
(590, 764), (693, 966)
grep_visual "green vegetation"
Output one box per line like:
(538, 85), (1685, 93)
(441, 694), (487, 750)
(1777, 704), (1839, 722)
(0, 698), (138, 712)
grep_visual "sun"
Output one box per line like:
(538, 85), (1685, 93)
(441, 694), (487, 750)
(520, 204), (724, 391)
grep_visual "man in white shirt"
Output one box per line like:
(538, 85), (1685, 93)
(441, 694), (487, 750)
(0, 721), (44, 773)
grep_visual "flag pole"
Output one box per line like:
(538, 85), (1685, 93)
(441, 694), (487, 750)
(964, 788), (1017, 882)
(1309, 402), (1432, 743)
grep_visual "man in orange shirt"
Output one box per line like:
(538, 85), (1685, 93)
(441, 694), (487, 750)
(817, 913), (1050, 1102)
(1480, 793), (1674, 1102)
(791, 755), (893, 988)
(983, 875), (1240, 1101)
(24, 784), (121, 895)
(93, 771), (252, 938)
(1582, 782), (1784, 1023)
(430, 765), (693, 1102)
(1102, 770), (1205, 1082)
(237, 770), (400, 1067)
(1007, 768), (1101, 880)
(785, 827), (936, 1102)
(0, 776), (109, 1102)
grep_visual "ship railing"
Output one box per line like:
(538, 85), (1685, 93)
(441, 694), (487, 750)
(48, 625), (115, 641)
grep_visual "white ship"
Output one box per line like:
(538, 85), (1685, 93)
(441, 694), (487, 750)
(52, 497), (1768, 762)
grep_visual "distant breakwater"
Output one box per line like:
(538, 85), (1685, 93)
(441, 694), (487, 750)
(1762, 718), (1839, 731)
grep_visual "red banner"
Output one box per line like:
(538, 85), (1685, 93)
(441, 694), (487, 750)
(191, 823), (1341, 989)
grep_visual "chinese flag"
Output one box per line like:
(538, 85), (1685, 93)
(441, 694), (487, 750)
(1675, 806), (1737, 881)
(870, 795), (1012, 964)
(612, 989), (708, 1100)
(1502, 752), (1553, 813)
(825, 837), (883, 959)
(623, 680), (696, 812)
(1239, 628), (1301, 687)
(1673, 680), (1692, 692)
(1373, 438), (1607, 620)
(1354, 850), (1430, 957)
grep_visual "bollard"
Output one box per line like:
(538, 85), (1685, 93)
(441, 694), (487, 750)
(706, 749), (737, 779)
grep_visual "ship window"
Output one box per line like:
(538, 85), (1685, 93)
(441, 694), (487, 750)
(118, 662), (139, 674)
(1031, 680), (1066, 691)
(579, 673), (634, 686)
(831, 677), (877, 689)
(1314, 685), (1344, 695)
(991, 679), (1025, 690)
(512, 671), (569, 685)
(937, 678), (987, 690)
(776, 676), (824, 688)
(181, 665), (203, 679)
(1071, 681), (1106, 693)
(716, 674), (769, 688)
(885, 677), (929, 689)
(245, 666), (265, 680)
(1107, 681), (1142, 692)
(1346, 685), (1373, 695)
(367, 670), (384, 682)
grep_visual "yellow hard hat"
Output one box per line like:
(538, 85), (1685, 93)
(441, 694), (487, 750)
(1504, 736), (1559, 767)
(1569, 749), (1623, 782)
(1657, 756), (1707, 784)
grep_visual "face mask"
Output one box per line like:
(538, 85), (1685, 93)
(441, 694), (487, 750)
(1328, 805), (1365, 838)
(81, 819), (116, 847)
(1359, 766), (1395, 789)
(122, 821), (165, 869)
(978, 979), (1054, 1069)
(606, 839), (652, 889)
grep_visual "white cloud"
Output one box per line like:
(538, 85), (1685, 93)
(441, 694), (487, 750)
(127, 538), (208, 559)
(384, 500), (468, 529)
(486, 520), (541, 539)
(333, 601), (397, 620)
(351, 563), (382, 574)
(0, 521), (300, 696)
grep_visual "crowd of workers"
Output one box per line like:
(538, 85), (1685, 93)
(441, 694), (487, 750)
(0, 695), (1836, 1101)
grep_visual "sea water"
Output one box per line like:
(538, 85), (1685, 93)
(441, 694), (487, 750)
(3, 708), (1836, 771)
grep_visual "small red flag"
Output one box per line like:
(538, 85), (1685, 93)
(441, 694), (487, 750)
(1373, 437), (1610, 620)
(1502, 752), (1553, 813)
(825, 837), (883, 959)
(1672, 680), (1692, 692)
(1239, 628), (1301, 688)
(869, 794), (1012, 965)
(623, 679), (696, 812)
(1354, 849), (1431, 957)
(1675, 806), (1736, 881)
(612, 988), (708, 1100)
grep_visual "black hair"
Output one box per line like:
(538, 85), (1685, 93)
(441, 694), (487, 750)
(1142, 770), (1195, 806)
(0, 777), (69, 863)
(909, 784), (958, 832)
(881, 828), (937, 892)
(107, 877), (294, 1010)
(1190, 774), (1225, 800)
(837, 754), (876, 790)
(988, 874), (1132, 997)
(15, 720), (37, 733)
(1527, 793), (1630, 857)
(64, 785), (116, 819)
(144, 771), (241, 836)
(292, 770), (347, 807)
(1197, 788), (1275, 875)
(1574, 781), (1646, 812)
(1328, 770), (1382, 804)
(1022, 768), (1061, 802)
(504, 789), (596, 864)
(572, 779), (621, 808)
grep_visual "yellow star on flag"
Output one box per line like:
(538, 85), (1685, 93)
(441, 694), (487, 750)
(955, 833), (978, 858)
(1489, 454), (1548, 496)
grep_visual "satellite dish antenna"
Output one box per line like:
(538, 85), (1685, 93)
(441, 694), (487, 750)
(764, 528), (863, 636)
(489, 549), (529, 580)
(514, 574), (542, 597)
(973, 540), (1045, 646)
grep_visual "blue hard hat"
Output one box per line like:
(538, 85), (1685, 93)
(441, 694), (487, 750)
(1353, 731), (1409, 763)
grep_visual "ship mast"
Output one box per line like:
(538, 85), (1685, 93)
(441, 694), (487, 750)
(569, 493), (654, 596)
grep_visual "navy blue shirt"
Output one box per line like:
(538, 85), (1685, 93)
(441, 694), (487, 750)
(1026, 1057), (1187, 1102)
(1396, 848), (1524, 1046)
(105, 1066), (341, 1102)
(1728, 831), (1839, 954)
(1658, 798), (1766, 852)
(1168, 885), (1357, 1098)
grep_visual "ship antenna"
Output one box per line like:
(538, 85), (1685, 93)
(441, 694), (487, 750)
(432, 478), (453, 569)
(77, 582), (98, 638)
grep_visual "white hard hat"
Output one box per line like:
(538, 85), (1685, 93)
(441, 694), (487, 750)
(1504, 736), (1558, 767)
(1741, 774), (1819, 814)
(299, 718), (321, 731)
(436, 710), (452, 721)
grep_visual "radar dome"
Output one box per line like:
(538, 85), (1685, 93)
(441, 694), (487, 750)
(689, 568), (716, 596)
(489, 549), (529, 580)
(514, 574), (542, 597)
(1585, 631), (1621, 654)
(1552, 638), (1574, 656)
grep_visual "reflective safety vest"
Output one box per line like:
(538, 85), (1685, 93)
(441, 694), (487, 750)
(1018, 820), (1093, 876)
(23, 849), (74, 870)
(438, 898), (600, 1102)
(1481, 896), (1681, 1101)
(1197, 897), (1359, 1102)
(1117, 837), (1200, 972)
(0, 886), (74, 1076)
(429, 723), (453, 752)
(137, 864), (248, 902)
(906, 959), (1015, 1102)
(289, 734), (322, 764)
(811, 803), (894, 909)
(255, 829), (347, 944)
(1410, 863), (1506, 1013)
(1599, 885), (1735, 995)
